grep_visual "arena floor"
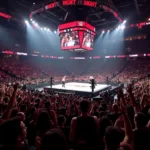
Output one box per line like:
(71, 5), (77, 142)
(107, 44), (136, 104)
(45, 82), (110, 93)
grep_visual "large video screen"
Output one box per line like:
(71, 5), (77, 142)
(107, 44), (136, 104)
(60, 31), (80, 49)
(82, 32), (94, 50)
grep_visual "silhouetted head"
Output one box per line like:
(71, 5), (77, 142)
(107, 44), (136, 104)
(40, 129), (69, 150)
(134, 112), (148, 129)
(104, 126), (123, 150)
(80, 100), (90, 113)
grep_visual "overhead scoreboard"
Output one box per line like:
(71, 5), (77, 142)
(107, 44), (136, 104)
(58, 21), (95, 51)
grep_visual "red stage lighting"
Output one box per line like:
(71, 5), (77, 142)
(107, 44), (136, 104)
(0, 12), (11, 19)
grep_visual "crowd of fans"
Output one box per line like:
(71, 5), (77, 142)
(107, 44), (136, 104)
(112, 59), (150, 83)
(0, 75), (149, 150)
(0, 55), (149, 150)
(1, 57), (150, 85)
(1, 18), (150, 150)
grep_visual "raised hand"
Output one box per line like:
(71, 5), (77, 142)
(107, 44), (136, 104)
(120, 100), (127, 114)
(13, 83), (19, 91)
(118, 88), (126, 106)
(118, 88), (124, 98)
(127, 84), (132, 94)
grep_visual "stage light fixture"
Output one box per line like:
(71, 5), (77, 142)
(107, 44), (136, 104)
(35, 23), (38, 26)
(54, 31), (56, 33)
(47, 29), (50, 31)
(33, 2), (35, 5)
(123, 20), (126, 24)
(25, 20), (28, 24)
(44, 28), (46, 30)
(148, 18), (150, 21)
(108, 30), (110, 32)
(102, 30), (105, 33)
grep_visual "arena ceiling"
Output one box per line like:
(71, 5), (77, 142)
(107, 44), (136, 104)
(0, 0), (150, 30)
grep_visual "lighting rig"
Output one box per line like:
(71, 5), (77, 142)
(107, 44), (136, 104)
(29, 0), (122, 52)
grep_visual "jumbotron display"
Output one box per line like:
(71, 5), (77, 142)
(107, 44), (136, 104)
(58, 21), (95, 51)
